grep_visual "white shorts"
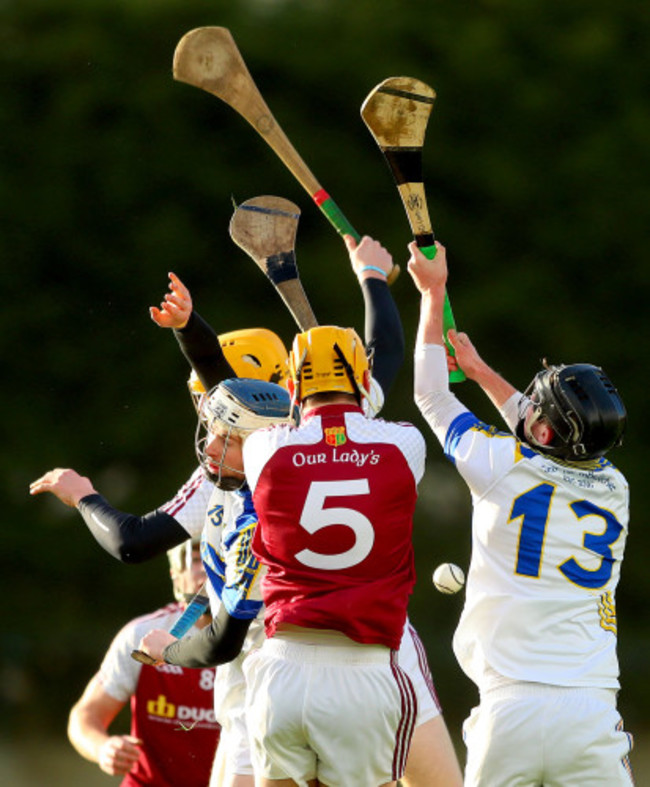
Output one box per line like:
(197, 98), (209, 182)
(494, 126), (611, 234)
(244, 635), (417, 787)
(463, 682), (635, 786)
(399, 621), (442, 725)
(209, 652), (254, 780)
(208, 619), (436, 783)
(209, 619), (266, 781)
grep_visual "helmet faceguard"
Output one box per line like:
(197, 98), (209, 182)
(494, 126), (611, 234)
(196, 378), (296, 489)
(167, 536), (203, 604)
(219, 328), (289, 387)
(289, 326), (370, 405)
(517, 361), (626, 460)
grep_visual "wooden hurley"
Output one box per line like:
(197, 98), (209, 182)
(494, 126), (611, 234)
(361, 76), (465, 382)
(173, 27), (399, 284)
(229, 196), (318, 331)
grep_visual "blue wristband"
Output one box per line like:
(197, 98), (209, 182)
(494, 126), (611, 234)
(359, 265), (388, 278)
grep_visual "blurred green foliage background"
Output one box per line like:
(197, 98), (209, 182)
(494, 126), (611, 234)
(2, 0), (648, 781)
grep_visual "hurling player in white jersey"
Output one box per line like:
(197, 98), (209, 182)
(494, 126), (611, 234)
(408, 240), (634, 786)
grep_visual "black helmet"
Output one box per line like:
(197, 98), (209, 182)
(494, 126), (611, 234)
(519, 362), (627, 460)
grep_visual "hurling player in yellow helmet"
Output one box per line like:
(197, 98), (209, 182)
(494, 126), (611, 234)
(240, 320), (438, 787)
(188, 328), (289, 413)
(288, 325), (370, 404)
(219, 328), (289, 387)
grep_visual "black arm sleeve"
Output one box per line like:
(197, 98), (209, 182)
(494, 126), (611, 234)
(173, 310), (235, 391)
(361, 278), (405, 398)
(162, 604), (252, 668)
(77, 494), (189, 564)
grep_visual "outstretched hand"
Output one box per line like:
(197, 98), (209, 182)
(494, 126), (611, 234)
(149, 272), (193, 329)
(29, 468), (96, 507)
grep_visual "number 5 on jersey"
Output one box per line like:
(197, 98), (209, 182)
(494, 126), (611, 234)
(296, 480), (374, 570)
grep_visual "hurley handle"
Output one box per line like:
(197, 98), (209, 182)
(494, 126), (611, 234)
(418, 243), (465, 383)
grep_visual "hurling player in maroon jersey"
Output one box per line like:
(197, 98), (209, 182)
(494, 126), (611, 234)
(67, 538), (220, 785)
(242, 325), (428, 787)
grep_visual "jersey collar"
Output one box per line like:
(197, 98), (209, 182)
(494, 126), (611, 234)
(301, 402), (364, 422)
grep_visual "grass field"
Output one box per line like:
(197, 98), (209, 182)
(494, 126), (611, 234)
(2, 730), (648, 785)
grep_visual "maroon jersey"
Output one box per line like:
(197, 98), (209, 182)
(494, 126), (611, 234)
(244, 403), (426, 650)
(123, 663), (218, 786)
(98, 604), (220, 786)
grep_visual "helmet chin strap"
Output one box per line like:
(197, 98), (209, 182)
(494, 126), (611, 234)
(333, 342), (370, 406)
(291, 347), (308, 411)
(214, 474), (246, 491)
(523, 409), (546, 449)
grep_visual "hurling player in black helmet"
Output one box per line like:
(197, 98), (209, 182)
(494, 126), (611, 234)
(410, 239), (633, 787)
(516, 361), (627, 461)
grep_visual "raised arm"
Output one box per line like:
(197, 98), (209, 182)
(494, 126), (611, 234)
(407, 240), (448, 348)
(408, 242), (522, 440)
(408, 241), (517, 411)
(150, 272), (234, 391)
(447, 330), (518, 411)
(345, 235), (404, 399)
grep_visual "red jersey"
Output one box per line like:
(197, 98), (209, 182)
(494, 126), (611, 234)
(98, 604), (220, 786)
(244, 403), (426, 650)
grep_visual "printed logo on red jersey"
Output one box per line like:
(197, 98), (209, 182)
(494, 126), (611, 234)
(147, 693), (176, 718)
(324, 425), (347, 446)
(129, 659), (219, 787)
(146, 693), (217, 725)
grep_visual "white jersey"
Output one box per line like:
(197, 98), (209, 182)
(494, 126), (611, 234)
(415, 344), (629, 691)
(160, 469), (266, 736)
(160, 467), (265, 621)
(159, 466), (213, 539)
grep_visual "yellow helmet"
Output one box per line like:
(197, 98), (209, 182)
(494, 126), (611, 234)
(289, 326), (369, 402)
(219, 328), (289, 387)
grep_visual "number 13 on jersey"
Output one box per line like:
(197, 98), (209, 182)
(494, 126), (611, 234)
(509, 482), (623, 589)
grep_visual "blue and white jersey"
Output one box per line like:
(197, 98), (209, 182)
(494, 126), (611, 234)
(415, 344), (629, 692)
(160, 466), (265, 621)
(201, 484), (265, 621)
(160, 467), (266, 733)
